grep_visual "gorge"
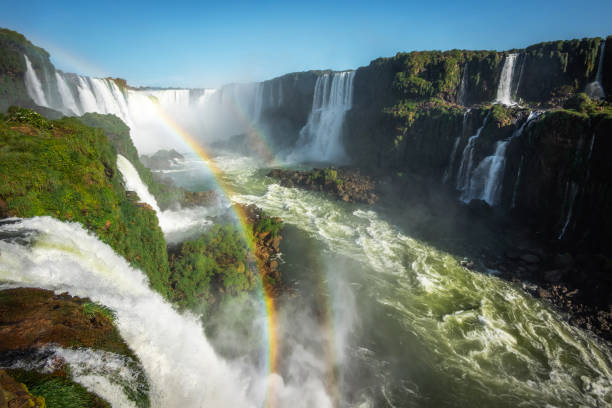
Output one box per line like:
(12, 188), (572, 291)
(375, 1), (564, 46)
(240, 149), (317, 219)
(1, 26), (612, 408)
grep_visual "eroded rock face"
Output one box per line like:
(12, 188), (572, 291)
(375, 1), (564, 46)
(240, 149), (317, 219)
(268, 167), (378, 205)
(0, 369), (45, 408)
(235, 204), (284, 297)
(0, 288), (131, 356)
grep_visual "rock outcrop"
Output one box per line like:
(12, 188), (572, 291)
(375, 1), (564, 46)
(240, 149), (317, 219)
(267, 167), (378, 204)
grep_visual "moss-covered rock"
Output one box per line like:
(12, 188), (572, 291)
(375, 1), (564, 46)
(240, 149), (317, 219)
(0, 288), (130, 356)
(0, 369), (46, 408)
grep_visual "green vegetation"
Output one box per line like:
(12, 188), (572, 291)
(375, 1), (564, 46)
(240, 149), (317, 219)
(252, 213), (283, 238)
(169, 224), (253, 312)
(78, 113), (184, 209)
(0, 108), (170, 296)
(169, 208), (282, 313)
(82, 302), (116, 322)
(309, 167), (344, 188)
(8, 370), (110, 408)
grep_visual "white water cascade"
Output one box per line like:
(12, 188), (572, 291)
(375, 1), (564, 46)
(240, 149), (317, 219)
(461, 112), (538, 206)
(55, 72), (81, 115)
(455, 112), (490, 192)
(116, 154), (213, 242)
(511, 155), (525, 209)
(21, 57), (270, 154)
(585, 41), (606, 100)
(559, 182), (579, 239)
(496, 54), (519, 105)
(0, 217), (255, 408)
(291, 71), (355, 163)
(442, 109), (470, 183)
(457, 64), (469, 106)
(23, 55), (48, 107)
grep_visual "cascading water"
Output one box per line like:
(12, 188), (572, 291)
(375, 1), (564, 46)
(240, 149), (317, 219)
(559, 182), (579, 240)
(55, 72), (81, 115)
(192, 155), (612, 407)
(461, 112), (538, 206)
(291, 71), (355, 163)
(21, 59), (269, 154)
(496, 54), (519, 105)
(455, 112), (490, 192)
(442, 109), (470, 183)
(0, 217), (255, 408)
(586, 41), (606, 100)
(2, 346), (146, 408)
(24, 55), (48, 107)
(457, 64), (469, 106)
(511, 155), (525, 209)
(116, 154), (213, 242)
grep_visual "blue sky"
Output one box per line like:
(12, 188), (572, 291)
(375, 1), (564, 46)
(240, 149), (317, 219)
(3, 0), (611, 88)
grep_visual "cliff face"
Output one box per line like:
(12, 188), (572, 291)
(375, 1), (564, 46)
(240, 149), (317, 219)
(256, 71), (319, 150)
(0, 28), (60, 115)
(339, 36), (612, 248)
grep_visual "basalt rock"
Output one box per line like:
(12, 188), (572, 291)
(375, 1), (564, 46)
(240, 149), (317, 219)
(0, 288), (131, 356)
(268, 167), (378, 205)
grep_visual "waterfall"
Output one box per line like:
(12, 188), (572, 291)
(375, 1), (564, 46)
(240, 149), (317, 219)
(0, 217), (254, 408)
(116, 154), (162, 214)
(253, 82), (264, 122)
(496, 54), (519, 105)
(456, 112), (490, 192)
(585, 41), (606, 100)
(76, 76), (100, 113)
(511, 155), (525, 208)
(457, 64), (468, 106)
(292, 71), (355, 163)
(460, 141), (509, 205)
(558, 182), (579, 239)
(460, 112), (538, 206)
(116, 154), (213, 242)
(23, 55), (48, 107)
(443, 109), (470, 183)
(55, 72), (81, 115)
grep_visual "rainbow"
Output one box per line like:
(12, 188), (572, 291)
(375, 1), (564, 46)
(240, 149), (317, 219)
(150, 102), (280, 407)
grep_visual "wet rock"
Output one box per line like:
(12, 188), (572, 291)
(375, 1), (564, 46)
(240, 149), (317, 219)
(520, 253), (540, 264)
(268, 167), (378, 205)
(504, 250), (521, 260)
(554, 253), (574, 269)
(543, 269), (564, 283)
(460, 258), (475, 270)
(0, 288), (131, 356)
(538, 287), (552, 298)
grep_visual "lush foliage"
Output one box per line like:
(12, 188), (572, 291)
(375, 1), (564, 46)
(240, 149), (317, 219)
(82, 301), (116, 322)
(8, 370), (110, 408)
(78, 113), (184, 209)
(169, 224), (253, 311)
(0, 108), (170, 296)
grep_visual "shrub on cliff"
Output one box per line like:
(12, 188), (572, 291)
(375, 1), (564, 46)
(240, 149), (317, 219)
(169, 224), (253, 312)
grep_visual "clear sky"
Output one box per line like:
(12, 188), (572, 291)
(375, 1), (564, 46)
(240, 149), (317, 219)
(3, 0), (611, 88)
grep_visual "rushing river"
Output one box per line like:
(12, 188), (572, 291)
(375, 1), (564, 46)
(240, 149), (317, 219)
(2, 152), (612, 408)
(162, 153), (612, 408)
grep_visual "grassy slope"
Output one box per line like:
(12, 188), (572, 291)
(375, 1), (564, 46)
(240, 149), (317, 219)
(0, 108), (170, 296)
